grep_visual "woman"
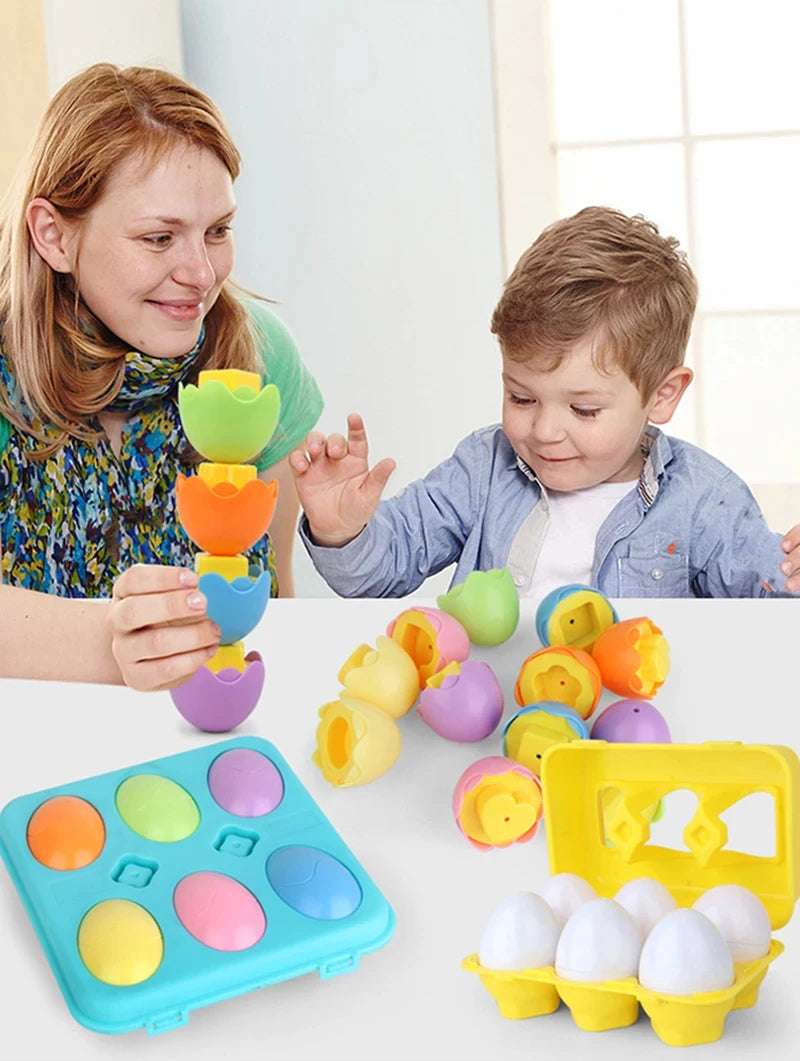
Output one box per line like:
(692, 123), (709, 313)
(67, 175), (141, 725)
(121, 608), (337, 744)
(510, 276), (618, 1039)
(0, 64), (323, 689)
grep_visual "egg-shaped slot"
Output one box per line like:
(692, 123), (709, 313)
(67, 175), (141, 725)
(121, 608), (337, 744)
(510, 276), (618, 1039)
(207, 748), (285, 817)
(266, 846), (363, 920)
(78, 899), (164, 986)
(115, 774), (200, 842)
(27, 795), (105, 870)
(173, 872), (266, 951)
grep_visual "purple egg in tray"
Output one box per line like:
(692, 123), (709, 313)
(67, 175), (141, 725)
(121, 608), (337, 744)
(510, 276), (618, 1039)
(0, 738), (395, 1036)
(170, 652), (265, 732)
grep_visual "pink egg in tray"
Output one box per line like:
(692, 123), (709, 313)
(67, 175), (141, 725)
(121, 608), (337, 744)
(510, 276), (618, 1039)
(0, 738), (395, 1035)
(170, 652), (265, 732)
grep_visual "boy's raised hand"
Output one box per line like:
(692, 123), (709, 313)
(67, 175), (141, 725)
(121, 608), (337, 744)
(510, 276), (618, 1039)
(780, 524), (800, 591)
(289, 413), (396, 547)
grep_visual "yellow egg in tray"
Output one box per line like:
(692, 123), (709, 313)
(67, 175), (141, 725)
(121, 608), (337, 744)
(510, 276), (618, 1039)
(463, 741), (800, 1047)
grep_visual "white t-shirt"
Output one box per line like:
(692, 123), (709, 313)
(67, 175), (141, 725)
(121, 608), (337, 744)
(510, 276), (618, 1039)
(528, 479), (639, 604)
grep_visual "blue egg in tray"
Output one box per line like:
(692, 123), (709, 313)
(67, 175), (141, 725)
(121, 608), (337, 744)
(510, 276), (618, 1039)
(0, 737), (395, 1035)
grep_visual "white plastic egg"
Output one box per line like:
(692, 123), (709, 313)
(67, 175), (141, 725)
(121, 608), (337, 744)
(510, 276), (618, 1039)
(692, 884), (772, 962)
(614, 877), (678, 938)
(638, 908), (735, 995)
(538, 873), (597, 929)
(478, 892), (561, 971)
(554, 898), (642, 982)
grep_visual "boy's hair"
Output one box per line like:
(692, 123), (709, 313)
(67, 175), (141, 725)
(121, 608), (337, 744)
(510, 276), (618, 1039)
(491, 206), (698, 400)
(0, 63), (261, 454)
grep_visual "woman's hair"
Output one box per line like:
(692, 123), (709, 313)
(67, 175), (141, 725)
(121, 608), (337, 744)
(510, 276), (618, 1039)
(0, 63), (261, 453)
(491, 206), (698, 400)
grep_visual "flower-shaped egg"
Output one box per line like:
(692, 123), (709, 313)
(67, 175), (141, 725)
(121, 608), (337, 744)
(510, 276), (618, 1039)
(176, 474), (278, 556)
(418, 659), (504, 742)
(535, 584), (618, 652)
(591, 617), (670, 698)
(386, 607), (470, 689)
(178, 371), (280, 464)
(515, 646), (602, 720)
(170, 651), (265, 732)
(337, 635), (419, 719)
(313, 695), (402, 787)
(502, 702), (589, 777)
(453, 756), (543, 851)
(199, 570), (271, 644)
(436, 568), (520, 646)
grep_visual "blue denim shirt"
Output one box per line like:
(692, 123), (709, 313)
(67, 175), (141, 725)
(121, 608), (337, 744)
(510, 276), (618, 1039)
(300, 424), (797, 599)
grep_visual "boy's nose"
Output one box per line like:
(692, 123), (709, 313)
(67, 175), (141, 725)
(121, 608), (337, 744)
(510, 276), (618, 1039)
(529, 408), (566, 444)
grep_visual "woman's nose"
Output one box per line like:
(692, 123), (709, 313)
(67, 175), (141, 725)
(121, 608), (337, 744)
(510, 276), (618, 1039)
(173, 241), (215, 290)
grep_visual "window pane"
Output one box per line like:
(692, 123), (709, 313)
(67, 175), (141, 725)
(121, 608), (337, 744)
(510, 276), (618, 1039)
(685, 0), (800, 134)
(701, 315), (800, 483)
(557, 143), (688, 250)
(549, 0), (682, 142)
(693, 137), (800, 310)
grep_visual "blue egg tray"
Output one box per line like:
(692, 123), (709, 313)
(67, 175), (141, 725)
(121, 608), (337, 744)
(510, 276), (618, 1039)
(0, 737), (395, 1035)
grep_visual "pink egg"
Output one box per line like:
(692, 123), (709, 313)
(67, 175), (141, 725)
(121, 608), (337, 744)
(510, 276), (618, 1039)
(174, 872), (266, 951)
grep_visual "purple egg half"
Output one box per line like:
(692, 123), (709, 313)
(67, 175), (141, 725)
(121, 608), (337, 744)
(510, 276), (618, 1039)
(170, 653), (265, 732)
(418, 660), (504, 742)
(590, 699), (671, 743)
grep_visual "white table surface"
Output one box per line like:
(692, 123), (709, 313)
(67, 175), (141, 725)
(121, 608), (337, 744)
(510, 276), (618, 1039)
(1, 597), (799, 1061)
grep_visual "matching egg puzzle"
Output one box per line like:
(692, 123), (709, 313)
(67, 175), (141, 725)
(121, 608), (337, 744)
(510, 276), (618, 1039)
(0, 737), (395, 1035)
(464, 740), (800, 1047)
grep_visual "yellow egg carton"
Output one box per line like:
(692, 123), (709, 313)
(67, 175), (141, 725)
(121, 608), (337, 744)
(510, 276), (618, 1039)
(464, 741), (800, 1047)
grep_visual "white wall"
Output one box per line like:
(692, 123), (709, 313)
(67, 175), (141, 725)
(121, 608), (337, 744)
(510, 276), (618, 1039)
(181, 0), (506, 597)
(41, 0), (184, 90)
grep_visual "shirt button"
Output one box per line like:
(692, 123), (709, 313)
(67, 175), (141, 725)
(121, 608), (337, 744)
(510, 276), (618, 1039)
(651, 568), (664, 581)
(513, 574), (525, 588)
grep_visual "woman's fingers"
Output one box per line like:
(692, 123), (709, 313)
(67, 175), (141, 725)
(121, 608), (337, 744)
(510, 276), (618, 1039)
(111, 585), (211, 634)
(113, 563), (198, 600)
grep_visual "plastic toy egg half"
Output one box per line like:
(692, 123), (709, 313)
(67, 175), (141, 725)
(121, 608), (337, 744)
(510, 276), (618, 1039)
(170, 650), (265, 733)
(535, 584), (618, 652)
(590, 699), (671, 743)
(515, 646), (602, 719)
(613, 878), (678, 938)
(453, 757), (542, 851)
(638, 908), (735, 995)
(338, 635), (419, 719)
(436, 568), (520, 646)
(198, 570), (271, 645)
(591, 617), (670, 699)
(538, 873), (598, 929)
(313, 695), (402, 787)
(692, 884), (772, 962)
(386, 607), (470, 689)
(418, 660), (503, 742)
(478, 893), (561, 971)
(502, 702), (589, 777)
(554, 898), (642, 982)
(176, 473), (278, 556)
(178, 377), (280, 464)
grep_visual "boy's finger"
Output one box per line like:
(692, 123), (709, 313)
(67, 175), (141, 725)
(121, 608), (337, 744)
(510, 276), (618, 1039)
(288, 448), (309, 475)
(363, 457), (396, 497)
(113, 564), (198, 600)
(346, 413), (369, 460)
(325, 433), (348, 459)
(305, 432), (327, 460)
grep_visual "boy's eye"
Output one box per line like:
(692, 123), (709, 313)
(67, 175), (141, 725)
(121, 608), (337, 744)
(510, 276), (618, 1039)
(572, 406), (600, 418)
(508, 393), (534, 406)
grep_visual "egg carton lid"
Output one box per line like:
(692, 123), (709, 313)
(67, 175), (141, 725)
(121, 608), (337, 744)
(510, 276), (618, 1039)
(540, 741), (800, 929)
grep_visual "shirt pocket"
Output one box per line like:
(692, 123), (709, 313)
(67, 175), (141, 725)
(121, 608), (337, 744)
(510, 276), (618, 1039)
(617, 535), (690, 597)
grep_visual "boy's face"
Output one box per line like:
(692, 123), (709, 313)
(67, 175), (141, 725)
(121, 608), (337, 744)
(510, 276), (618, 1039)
(502, 336), (658, 492)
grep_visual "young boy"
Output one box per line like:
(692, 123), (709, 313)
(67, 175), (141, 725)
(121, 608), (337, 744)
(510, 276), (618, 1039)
(289, 207), (800, 599)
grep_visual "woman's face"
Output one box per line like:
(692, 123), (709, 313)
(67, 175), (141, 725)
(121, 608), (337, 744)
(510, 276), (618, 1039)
(63, 143), (236, 358)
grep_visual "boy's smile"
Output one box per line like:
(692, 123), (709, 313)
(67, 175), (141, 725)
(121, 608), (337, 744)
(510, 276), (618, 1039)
(501, 335), (660, 492)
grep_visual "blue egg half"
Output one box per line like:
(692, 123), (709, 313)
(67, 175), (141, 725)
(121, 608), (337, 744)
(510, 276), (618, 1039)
(266, 845), (362, 920)
(199, 571), (270, 644)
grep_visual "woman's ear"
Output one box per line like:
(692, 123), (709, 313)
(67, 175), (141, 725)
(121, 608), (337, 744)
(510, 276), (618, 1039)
(646, 366), (694, 424)
(26, 198), (76, 273)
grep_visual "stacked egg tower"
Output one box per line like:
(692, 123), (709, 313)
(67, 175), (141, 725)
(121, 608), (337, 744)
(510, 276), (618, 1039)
(169, 369), (281, 732)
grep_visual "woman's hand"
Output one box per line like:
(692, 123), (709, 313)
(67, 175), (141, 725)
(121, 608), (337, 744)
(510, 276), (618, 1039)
(289, 413), (395, 547)
(108, 565), (221, 691)
(781, 525), (800, 591)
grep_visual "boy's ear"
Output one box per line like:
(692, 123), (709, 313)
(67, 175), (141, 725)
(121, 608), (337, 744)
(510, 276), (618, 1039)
(26, 198), (77, 273)
(646, 366), (694, 424)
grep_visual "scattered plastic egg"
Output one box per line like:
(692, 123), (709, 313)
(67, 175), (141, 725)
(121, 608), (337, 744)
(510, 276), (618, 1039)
(614, 878), (678, 938)
(478, 892), (561, 971)
(436, 568), (520, 646)
(418, 659), (504, 742)
(515, 646), (602, 719)
(638, 908), (735, 995)
(536, 584), (618, 651)
(591, 617), (669, 699)
(555, 898), (642, 982)
(386, 606), (470, 688)
(590, 699), (671, 743)
(692, 884), (772, 962)
(538, 873), (598, 928)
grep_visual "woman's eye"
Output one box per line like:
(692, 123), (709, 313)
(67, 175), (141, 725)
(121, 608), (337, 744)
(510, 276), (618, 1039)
(572, 406), (600, 418)
(207, 224), (232, 240)
(143, 233), (172, 247)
